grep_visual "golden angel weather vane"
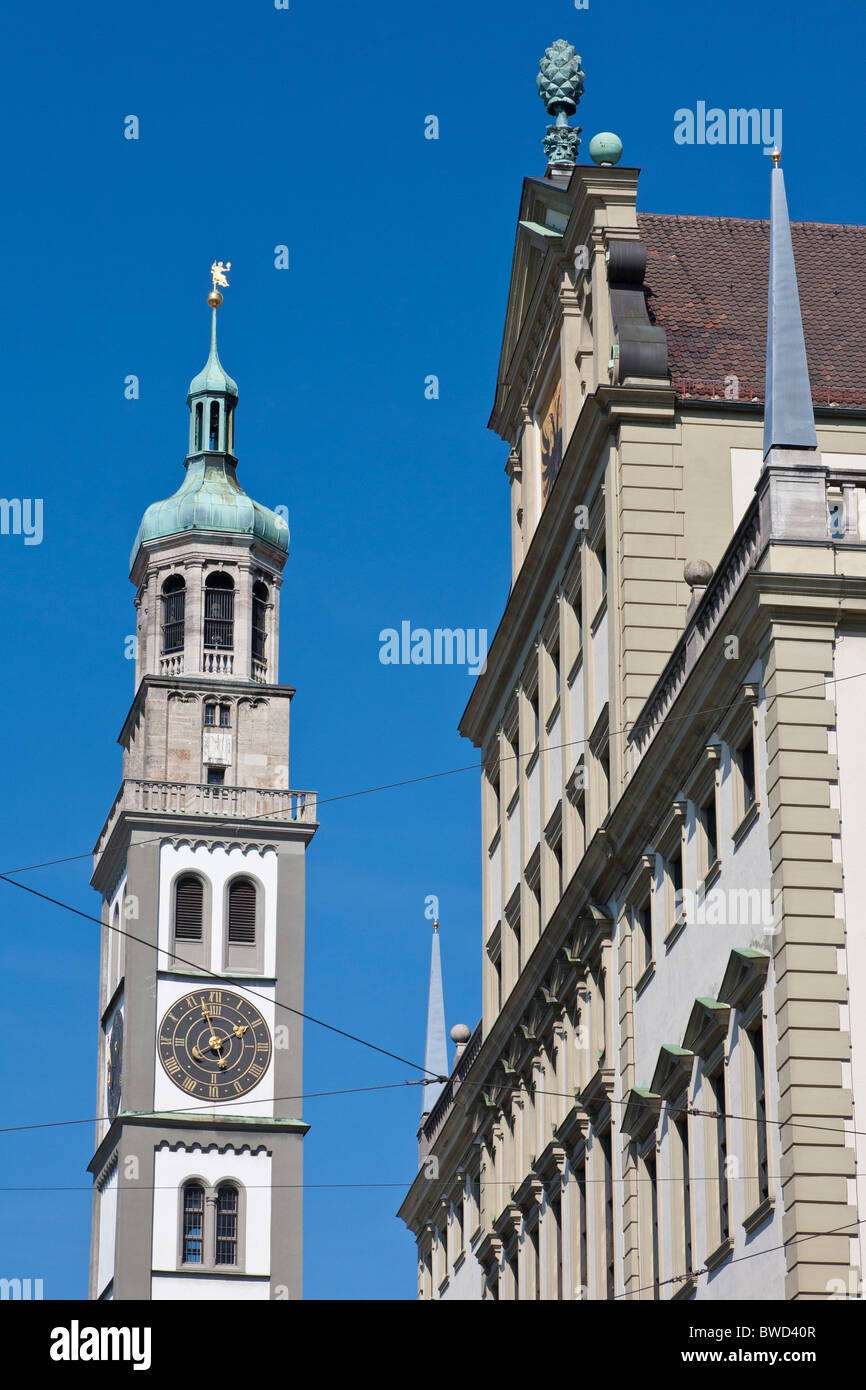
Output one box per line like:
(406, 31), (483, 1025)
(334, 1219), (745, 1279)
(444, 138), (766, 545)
(207, 260), (231, 308)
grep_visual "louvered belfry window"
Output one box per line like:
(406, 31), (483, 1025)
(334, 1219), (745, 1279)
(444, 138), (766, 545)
(227, 878), (256, 944)
(175, 875), (204, 940)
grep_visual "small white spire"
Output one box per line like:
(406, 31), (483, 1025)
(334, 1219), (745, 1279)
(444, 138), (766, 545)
(421, 921), (448, 1117)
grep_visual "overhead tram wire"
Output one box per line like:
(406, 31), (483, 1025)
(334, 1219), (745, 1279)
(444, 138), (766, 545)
(1, 668), (861, 880)
(0, 873), (442, 1081)
(7, 1074), (866, 1147)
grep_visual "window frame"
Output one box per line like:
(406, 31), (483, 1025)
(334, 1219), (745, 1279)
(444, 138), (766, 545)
(161, 574), (186, 656)
(176, 1177), (246, 1273)
(223, 874), (265, 974)
(168, 871), (211, 972)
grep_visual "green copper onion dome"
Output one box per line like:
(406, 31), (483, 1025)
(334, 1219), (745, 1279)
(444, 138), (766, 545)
(129, 296), (288, 570)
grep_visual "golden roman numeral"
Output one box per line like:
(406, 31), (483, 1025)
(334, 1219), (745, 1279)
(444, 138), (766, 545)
(181, 1076), (197, 1093)
(165, 1057), (180, 1075)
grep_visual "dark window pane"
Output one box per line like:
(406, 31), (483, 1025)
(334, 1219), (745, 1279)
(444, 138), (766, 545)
(182, 1184), (204, 1263)
(215, 1185), (238, 1265)
(162, 577), (185, 654)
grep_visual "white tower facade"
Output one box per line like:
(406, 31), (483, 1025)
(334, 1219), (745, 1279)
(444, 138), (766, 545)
(88, 288), (317, 1300)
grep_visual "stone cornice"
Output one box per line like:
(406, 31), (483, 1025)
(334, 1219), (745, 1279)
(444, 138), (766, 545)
(87, 1112), (308, 1177)
(92, 802), (317, 895)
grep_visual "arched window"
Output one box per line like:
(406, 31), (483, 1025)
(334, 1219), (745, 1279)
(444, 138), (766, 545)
(227, 878), (256, 944)
(252, 581), (268, 664)
(209, 401), (220, 450)
(161, 575), (185, 653)
(182, 1184), (204, 1264)
(204, 702), (216, 726)
(226, 406), (235, 454)
(203, 572), (234, 650)
(215, 1184), (239, 1265)
(195, 402), (203, 451)
(174, 875), (203, 941)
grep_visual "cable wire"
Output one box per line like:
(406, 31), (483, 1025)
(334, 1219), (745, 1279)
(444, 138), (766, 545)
(1, 669), (858, 878)
(0, 872), (441, 1080)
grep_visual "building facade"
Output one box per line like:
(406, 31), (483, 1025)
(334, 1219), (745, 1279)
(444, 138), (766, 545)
(399, 43), (866, 1301)
(88, 284), (317, 1300)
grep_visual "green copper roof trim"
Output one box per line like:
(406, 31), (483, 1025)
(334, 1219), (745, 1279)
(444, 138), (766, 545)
(130, 455), (289, 569)
(136, 1111), (306, 1126)
(519, 219), (563, 239)
(188, 306), (239, 400)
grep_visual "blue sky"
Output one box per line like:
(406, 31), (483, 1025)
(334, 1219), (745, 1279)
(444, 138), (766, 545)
(0, 0), (861, 1301)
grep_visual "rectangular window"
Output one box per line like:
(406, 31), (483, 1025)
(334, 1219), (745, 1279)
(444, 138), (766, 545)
(645, 1151), (660, 1299)
(600, 1132), (615, 1299)
(738, 735), (757, 811)
(215, 1187), (238, 1265)
(469, 1170), (481, 1231)
(667, 843), (683, 931)
(453, 1195), (464, 1261)
(675, 1112), (693, 1276)
(551, 1193), (563, 1300)
(490, 764), (501, 829)
(530, 1221), (541, 1300)
(551, 640), (561, 704)
(751, 1023), (770, 1206)
(635, 900), (652, 975)
(207, 767), (225, 786)
(219, 703), (231, 728)
(530, 688), (540, 748)
(701, 791), (718, 874)
(576, 1161), (588, 1296)
(182, 1186), (204, 1264)
(709, 1070), (729, 1243)
(204, 704), (216, 726)
(599, 748), (610, 817)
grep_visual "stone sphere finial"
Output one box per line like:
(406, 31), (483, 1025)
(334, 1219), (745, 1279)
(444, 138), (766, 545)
(589, 132), (623, 167)
(451, 1024), (471, 1045)
(684, 559), (713, 588)
(537, 40), (585, 166)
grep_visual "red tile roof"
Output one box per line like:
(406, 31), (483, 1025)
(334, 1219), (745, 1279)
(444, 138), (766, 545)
(636, 212), (866, 407)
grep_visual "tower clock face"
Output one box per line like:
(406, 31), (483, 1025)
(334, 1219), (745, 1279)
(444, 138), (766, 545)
(157, 988), (272, 1102)
(106, 1012), (123, 1122)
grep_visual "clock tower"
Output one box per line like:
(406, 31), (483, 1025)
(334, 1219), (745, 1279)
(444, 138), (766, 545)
(88, 276), (317, 1301)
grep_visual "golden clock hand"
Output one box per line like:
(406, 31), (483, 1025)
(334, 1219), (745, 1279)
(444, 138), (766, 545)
(232, 1024), (248, 1039)
(201, 1002), (224, 1054)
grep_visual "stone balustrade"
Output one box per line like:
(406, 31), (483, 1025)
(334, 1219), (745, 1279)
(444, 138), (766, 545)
(94, 778), (317, 859)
